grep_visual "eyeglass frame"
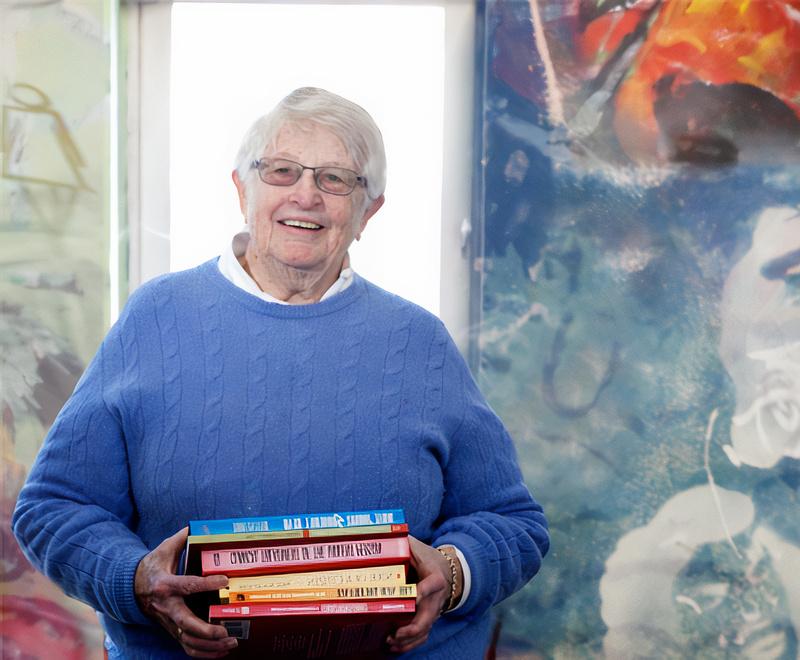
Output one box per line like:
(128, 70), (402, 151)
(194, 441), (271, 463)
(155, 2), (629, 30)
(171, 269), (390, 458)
(250, 157), (367, 196)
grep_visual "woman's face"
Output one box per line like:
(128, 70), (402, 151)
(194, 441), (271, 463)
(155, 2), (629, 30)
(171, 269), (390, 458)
(234, 121), (383, 280)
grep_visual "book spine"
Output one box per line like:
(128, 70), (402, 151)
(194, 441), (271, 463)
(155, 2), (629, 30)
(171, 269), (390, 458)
(190, 509), (405, 536)
(226, 564), (408, 591)
(221, 584), (417, 603)
(201, 537), (410, 577)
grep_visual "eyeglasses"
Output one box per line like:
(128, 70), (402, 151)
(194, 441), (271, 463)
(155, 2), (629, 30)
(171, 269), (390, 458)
(251, 157), (366, 196)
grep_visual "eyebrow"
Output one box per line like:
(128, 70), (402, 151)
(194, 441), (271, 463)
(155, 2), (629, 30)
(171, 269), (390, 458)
(268, 153), (354, 169)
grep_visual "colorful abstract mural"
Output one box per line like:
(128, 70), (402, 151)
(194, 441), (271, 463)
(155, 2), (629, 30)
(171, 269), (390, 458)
(474, 1), (800, 657)
(1, 0), (114, 657)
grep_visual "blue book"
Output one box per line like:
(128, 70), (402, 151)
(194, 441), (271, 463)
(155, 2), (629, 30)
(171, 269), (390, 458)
(189, 509), (406, 536)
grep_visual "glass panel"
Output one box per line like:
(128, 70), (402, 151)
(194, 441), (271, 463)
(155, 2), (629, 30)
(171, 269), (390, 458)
(170, 2), (445, 316)
(474, 1), (800, 657)
(1, 0), (115, 656)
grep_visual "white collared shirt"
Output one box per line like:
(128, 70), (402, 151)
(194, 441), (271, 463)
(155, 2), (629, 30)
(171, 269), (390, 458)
(217, 226), (354, 303)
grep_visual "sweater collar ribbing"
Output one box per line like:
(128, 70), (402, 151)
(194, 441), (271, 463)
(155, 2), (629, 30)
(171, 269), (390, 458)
(198, 258), (366, 318)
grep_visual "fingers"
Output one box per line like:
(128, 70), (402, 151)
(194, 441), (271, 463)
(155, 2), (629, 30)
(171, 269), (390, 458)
(138, 553), (228, 609)
(389, 611), (434, 654)
(175, 625), (238, 658)
(387, 536), (453, 653)
(415, 571), (448, 601)
(168, 525), (190, 545)
(407, 535), (427, 571)
(171, 602), (231, 642)
(174, 573), (229, 597)
(156, 602), (237, 657)
(135, 530), (238, 654)
(158, 526), (189, 557)
(387, 573), (447, 653)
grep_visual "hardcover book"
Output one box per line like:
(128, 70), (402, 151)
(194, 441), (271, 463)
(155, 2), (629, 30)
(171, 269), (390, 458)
(190, 509), (405, 536)
(201, 537), (411, 577)
(209, 600), (415, 659)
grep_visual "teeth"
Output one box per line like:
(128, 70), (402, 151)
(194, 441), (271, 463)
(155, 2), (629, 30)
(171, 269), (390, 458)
(281, 220), (321, 230)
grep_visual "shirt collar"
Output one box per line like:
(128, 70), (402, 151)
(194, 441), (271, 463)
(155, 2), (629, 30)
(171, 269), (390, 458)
(217, 226), (354, 304)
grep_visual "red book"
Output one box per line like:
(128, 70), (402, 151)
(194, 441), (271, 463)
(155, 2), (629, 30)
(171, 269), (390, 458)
(209, 600), (415, 659)
(201, 537), (411, 577)
(184, 524), (409, 578)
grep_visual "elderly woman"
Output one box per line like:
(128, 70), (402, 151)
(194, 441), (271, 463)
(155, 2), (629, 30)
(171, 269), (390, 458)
(13, 87), (548, 658)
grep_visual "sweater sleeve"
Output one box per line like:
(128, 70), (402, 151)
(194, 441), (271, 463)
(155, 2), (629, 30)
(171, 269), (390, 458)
(12, 303), (152, 626)
(430, 325), (549, 620)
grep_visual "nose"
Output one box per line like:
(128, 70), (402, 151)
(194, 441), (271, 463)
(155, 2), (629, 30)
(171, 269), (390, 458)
(288, 169), (322, 208)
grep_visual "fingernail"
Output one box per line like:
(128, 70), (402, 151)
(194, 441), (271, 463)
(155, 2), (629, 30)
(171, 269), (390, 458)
(227, 638), (238, 648)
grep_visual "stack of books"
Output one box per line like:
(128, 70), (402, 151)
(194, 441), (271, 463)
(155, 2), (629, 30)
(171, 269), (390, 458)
(183, 509), (416, 658)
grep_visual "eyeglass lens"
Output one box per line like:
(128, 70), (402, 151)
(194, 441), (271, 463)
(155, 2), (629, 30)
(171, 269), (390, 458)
(255, 158), (360, 195)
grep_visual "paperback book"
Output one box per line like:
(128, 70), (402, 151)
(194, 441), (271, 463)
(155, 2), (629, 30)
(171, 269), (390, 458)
(190, 509), (405, 536)
(221, 583), (417, 603)
(184, 524), (409, 577)
(225, 564), (408, 592)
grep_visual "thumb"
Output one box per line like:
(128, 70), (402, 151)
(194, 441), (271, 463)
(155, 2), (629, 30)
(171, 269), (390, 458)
(407, 536), (427, 572)
(165, 526), (189, 550)
(158, 526), (190, 569)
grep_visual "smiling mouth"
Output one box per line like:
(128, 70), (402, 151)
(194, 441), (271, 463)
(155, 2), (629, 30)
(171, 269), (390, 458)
(279, 219), (322, 230)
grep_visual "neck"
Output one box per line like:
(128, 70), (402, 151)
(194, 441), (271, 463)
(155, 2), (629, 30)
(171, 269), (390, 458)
(241, 248), (348, 304)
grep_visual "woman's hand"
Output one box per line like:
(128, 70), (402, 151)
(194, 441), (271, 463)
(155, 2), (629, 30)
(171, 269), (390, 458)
(134, 527), (238, 658)
(387, 536), (463, 654)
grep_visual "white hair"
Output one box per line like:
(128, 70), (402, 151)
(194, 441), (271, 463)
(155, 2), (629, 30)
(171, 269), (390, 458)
(234, 87), (386, 201)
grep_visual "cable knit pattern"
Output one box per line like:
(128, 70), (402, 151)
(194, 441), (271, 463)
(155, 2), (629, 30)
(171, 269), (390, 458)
(419, 326), (448, 518)
(288, 324), (315, 513)
(120, 299), (146, 494)
(196, 287), (224, 515)
(334, 302), (367, 505)
(378, 316), (410, 508)
(243, 311), (270, 515)
(153, 285), (183, 531)
(12, 258), (549, 659)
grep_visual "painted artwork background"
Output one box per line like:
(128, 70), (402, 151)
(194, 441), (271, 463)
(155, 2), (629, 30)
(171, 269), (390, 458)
(475, 1), (800, 658)
(1, 0), (112, 657)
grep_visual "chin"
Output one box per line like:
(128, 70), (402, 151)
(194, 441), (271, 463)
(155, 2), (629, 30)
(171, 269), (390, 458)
(278, 257), (330, 273)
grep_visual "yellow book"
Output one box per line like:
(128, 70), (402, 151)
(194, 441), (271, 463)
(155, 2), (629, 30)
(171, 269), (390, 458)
(224, 564), (408, 593)
(221, 583), (417, 603)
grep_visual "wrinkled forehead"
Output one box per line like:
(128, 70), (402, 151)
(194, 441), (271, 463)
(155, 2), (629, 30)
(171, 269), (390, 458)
(267, 121), (354, 168)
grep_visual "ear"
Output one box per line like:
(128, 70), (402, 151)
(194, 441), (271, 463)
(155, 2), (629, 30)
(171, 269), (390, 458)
(232, 169), (248, 218)
(355, 194), (385, 240)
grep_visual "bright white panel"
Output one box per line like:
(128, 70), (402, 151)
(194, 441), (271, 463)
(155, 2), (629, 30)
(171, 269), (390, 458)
(170, 3), (444, 314)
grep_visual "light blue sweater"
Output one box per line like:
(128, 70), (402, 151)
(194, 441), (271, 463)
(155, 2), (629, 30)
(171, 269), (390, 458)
(13, 259), (549, 659)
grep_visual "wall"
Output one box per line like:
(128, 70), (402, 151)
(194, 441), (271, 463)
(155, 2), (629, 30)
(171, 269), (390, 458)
(475, 1), (800, 657)
(1, 0), (113, 656)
